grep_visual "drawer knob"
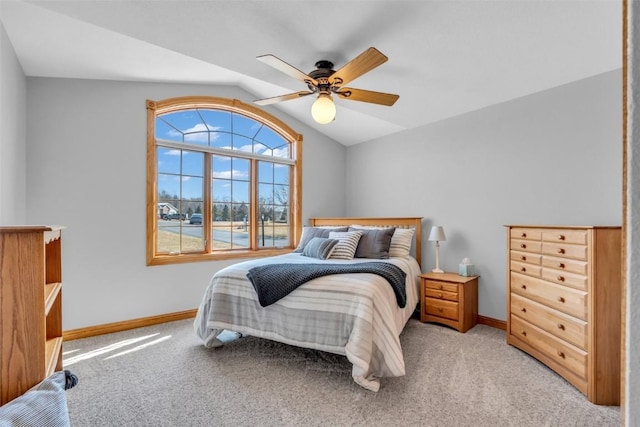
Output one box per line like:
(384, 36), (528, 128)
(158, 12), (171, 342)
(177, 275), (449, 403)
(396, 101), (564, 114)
(521, 232), (527, 238)
(438, 293), (443, 298)
(558, 235), (566, 241)
(520, 244), (526, 249)
(521, 307), (527, 313)
(521, 284), (527, 290)
(521, 256), (527, 261)
(558, 263), (565, 269)
(557, 323), (565, 330)
(557, 350), (566, 359)
(521, 331), (527, 337)
(557, 296), (565, 303)
(437, 307), (443, 312)
(557, 248), (565, 254)
(439, 285), (443, 290)
(557, 276), (565, 282)
(521, 267), (527, 272)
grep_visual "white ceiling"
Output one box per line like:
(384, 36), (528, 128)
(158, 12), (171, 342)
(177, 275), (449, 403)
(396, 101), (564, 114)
(0, 0), (621, 146)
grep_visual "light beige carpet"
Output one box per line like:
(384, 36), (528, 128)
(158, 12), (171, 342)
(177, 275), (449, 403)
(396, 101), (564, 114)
(63, 318), (619, 426)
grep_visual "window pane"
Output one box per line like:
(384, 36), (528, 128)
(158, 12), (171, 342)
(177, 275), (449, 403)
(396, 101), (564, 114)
(156, 119), (182, 142)
(182, 151), (203, 178)
(231, 158), (249, 181)
(158, 173), (181, 201)
(258, 162), (274, 183)
(198, 109), (232, 133)
(232, 181), (249, 204)
(212, 225), (232, 250)
(272, 225), (290, 247)
(211, 132), (232, 150)
(156, 226), (181, 254)
(233, 114), (260, 139)
(160, 110), (207, 144)
(232, 134), (253, 152)
(274, 164), (289, 185)
(157, 147), (181, 174)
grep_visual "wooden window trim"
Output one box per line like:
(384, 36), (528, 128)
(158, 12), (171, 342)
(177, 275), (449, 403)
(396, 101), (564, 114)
(146, 96), (302, 266)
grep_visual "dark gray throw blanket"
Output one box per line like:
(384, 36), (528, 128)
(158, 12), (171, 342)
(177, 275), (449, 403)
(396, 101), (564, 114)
(246, 262), (407, 308)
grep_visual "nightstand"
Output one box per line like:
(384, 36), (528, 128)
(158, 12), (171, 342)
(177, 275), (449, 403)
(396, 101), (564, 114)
(419, 272), (479, 333)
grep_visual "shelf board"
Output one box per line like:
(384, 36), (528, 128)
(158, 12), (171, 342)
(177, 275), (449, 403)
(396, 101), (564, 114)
(44, 282), (62, 316)
(45, 337), (63, 377)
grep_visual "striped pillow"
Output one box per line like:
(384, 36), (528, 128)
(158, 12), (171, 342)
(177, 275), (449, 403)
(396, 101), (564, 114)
(389, 228), (415, 258)
(328, 230), (363, 260)
(302, 237), (339, 260)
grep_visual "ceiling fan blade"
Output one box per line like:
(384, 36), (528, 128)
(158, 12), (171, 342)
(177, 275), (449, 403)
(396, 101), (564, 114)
(335, 87), (399, 106)
(257, 54), (318, 86)
(254, 91), (314, 106)
(330, 47), (388, 87)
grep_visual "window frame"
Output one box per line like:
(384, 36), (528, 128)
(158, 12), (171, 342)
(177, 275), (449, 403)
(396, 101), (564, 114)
(146, 96), (302, 266)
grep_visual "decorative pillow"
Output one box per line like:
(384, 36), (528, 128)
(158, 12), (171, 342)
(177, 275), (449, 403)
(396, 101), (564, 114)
(389, 227), (415, 258)
(294, 226), (349, 253)
(0, 371), (71, 427)
(348, 227), (395, 259)
(302, 237), (339, 260)
(328, 230), (363, 260)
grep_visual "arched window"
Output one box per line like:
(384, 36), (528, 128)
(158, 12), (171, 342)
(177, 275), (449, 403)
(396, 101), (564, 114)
(146, 97), (302, 265)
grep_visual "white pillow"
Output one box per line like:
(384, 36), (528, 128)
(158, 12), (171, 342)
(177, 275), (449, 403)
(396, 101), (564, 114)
(328, 230), (363, 260)
(389, 228), (415, 258)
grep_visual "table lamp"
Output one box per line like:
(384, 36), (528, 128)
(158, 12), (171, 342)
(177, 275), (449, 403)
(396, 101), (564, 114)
(428, 226), (446, 273)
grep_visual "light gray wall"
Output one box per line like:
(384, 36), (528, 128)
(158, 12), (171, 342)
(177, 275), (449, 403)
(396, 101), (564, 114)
(345, 70), (622, 321)
(625, 1), (639, 424)
(25, 77), (346, 330)
(0, 21), (27, 224)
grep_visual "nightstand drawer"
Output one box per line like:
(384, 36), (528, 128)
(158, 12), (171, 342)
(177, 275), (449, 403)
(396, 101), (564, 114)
(425, 288), (458, 302)
(424, 280), (458, 294)
(425, 298), (458, 321)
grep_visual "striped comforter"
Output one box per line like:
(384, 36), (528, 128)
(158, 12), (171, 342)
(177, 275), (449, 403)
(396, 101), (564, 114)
(194, 253), (421, 392)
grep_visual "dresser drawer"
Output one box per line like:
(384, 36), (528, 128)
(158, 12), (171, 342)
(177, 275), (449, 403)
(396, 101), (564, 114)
(510, 250), (542, 265)
(510, 272), (587, 320)
(425, 298), (458, 321)
(510, 293), (587, 350)
(542, 229), (588, 245)
(541, 255), (588, 276)
(510, 228), (542, 241)
(511, 239), (542, 253)
(541, 242), (588, 261)
(510, 260), (542, 277)
(510, 315), (587, 380)
(541, 268), (588, 291)
(424, 280), (458, 294)
(425, 288), (458, 302)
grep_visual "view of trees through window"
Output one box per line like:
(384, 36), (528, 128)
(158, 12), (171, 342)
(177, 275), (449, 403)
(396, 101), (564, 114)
(147, 97), (301, 264)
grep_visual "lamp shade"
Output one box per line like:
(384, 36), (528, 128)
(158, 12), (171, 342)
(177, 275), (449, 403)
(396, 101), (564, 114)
(428, 226), (446, 242)
(311, 93), (336, 124)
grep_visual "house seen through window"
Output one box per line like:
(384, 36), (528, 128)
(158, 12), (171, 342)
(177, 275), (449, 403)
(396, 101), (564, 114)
(146, 97), (302, 265)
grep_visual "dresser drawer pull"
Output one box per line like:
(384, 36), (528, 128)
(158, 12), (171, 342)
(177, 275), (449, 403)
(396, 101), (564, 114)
(439, 285), (443, 290)
(557, 296), (565, 303)
(521, 232), (527, 238)
(557, 350), (566, 359)
(521, 267), (526, 272)
(521, 256), (527, 261)
(520, 284), (527, 290)
(558, 234), (566, 241)
(521, 244), (527, 249)
(558, 262), (565, 269)
(437, 293), (443, 298)
(521, 330), (527, 337)
(437, 307), (443, 312)
(557, 276), (565, 282)
(521, 307), (527, 313)
(557, 323), (565, 330)
(557, 248), (565, 254)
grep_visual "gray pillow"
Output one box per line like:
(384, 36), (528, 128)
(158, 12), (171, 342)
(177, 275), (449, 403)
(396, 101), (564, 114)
(294, 226), (348, 253)
(302, 237), (339, 259)
(349, 227), (396, 259)
(0, 371), (71, 427)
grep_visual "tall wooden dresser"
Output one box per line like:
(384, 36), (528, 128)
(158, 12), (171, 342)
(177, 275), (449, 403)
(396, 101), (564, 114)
(0, 226), (64, 405)
(505, 225), (621, 405)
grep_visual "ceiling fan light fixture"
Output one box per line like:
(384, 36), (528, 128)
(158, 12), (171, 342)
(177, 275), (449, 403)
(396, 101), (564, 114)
(311, 93), (336, 124)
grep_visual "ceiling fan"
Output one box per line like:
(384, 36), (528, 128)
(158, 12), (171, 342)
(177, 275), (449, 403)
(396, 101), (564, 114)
(254, 47), (399, 124)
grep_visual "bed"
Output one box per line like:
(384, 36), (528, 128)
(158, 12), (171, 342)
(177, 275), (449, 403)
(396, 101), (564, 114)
(194, 217), (423, 391)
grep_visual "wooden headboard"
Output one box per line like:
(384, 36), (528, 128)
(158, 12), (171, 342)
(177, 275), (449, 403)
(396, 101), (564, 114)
(308, 217), (423, 268)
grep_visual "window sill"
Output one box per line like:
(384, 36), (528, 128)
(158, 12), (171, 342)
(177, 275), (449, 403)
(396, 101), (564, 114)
(147, 247), (294, 266)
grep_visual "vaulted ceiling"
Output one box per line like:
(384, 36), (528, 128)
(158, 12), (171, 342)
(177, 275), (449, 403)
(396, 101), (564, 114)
(0, 0), (621, 146)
